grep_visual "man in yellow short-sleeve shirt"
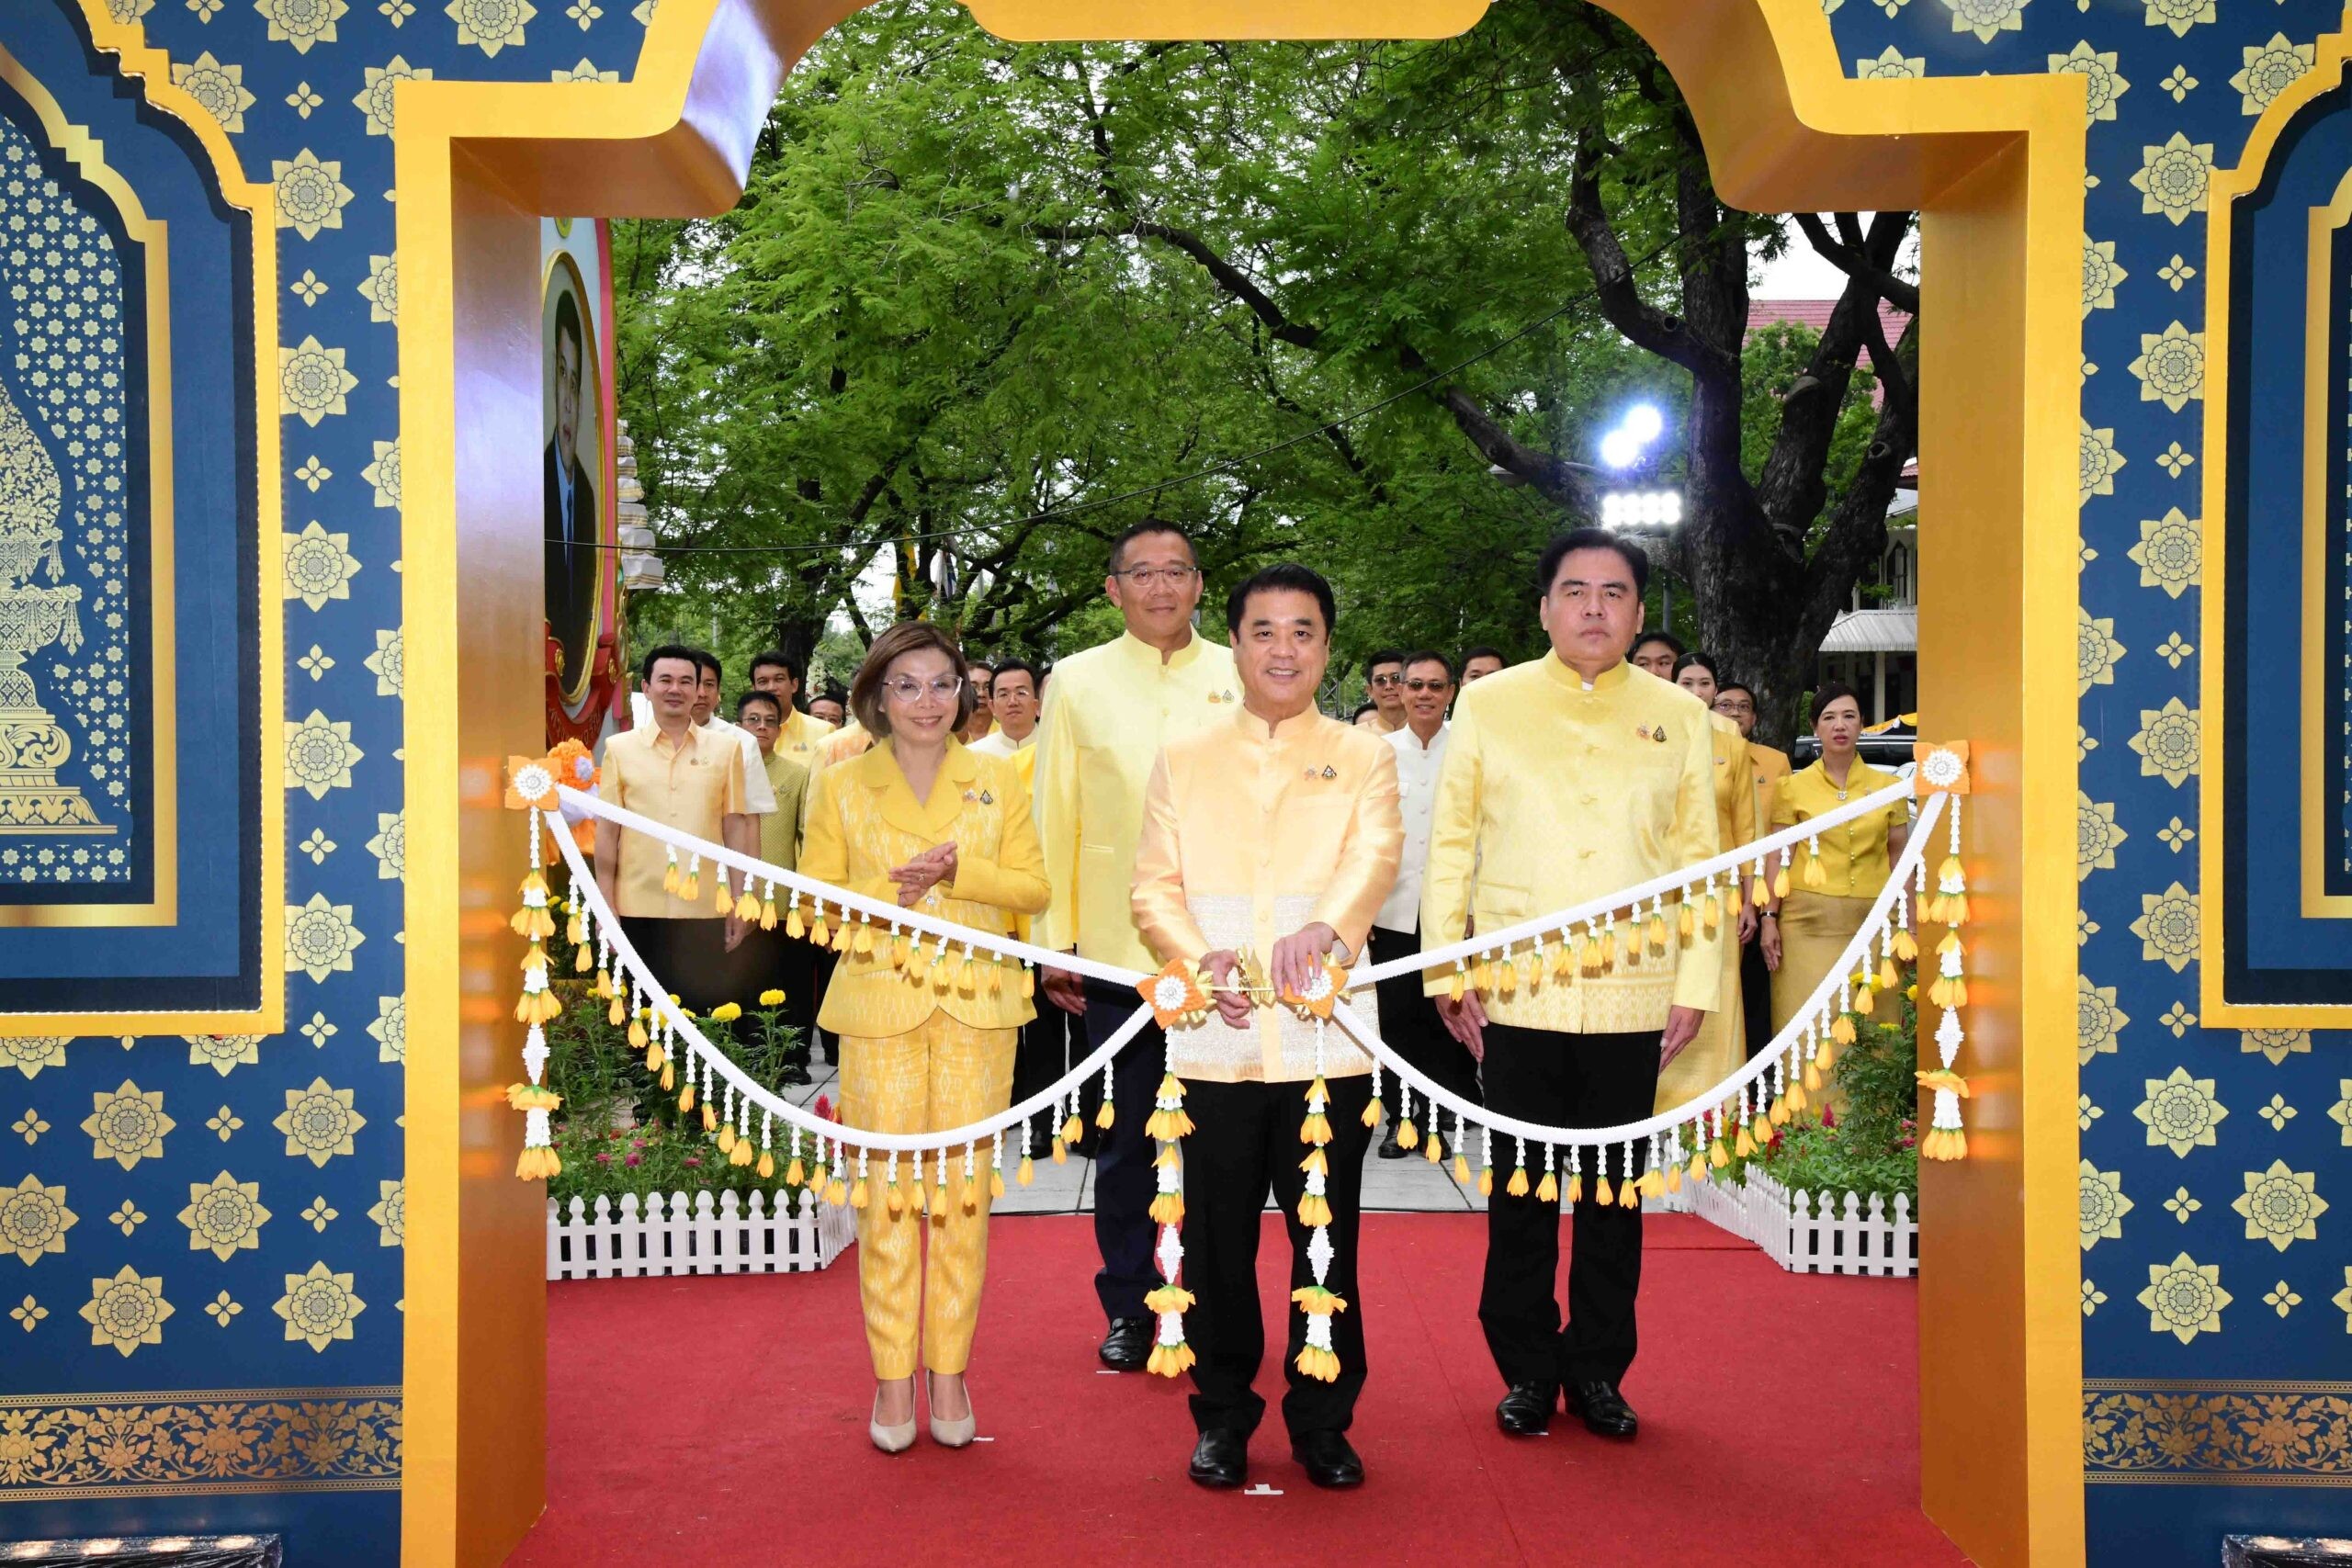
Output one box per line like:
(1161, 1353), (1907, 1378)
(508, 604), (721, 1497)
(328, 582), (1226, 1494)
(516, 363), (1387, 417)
(1030, 520), (1238, 1371)
(597, 644), (752, 1015)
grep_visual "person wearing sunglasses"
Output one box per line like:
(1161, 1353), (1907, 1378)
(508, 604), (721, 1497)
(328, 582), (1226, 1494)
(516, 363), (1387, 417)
(1361, 649), (1408, 734)
(800, 620), (1049, 1455)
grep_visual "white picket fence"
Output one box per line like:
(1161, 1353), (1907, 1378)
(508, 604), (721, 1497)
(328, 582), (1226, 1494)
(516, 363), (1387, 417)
(1655, 1168), (1917, 1278)
(547, 1189), (855, 1280)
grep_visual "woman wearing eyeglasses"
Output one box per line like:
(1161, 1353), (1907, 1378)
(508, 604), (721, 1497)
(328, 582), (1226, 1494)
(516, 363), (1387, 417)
(799, 620), (1050, 1455)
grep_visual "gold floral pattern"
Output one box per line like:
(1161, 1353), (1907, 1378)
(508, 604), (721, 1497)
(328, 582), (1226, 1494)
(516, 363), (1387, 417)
(80, 1081), (173, 1171)
(2140, 0), (2212, 39)
(365, 810), (404, 880)
(1940, 0), (2027, 45)
(368, 1179), (403, 1247)
(2078, 606), (2126, 694)
(353, 56), (432, 136)
(2136, 1064), (2226, 1156)
(2085, 1386), (2352, 1474)
(2080, 1160), (2132, 1250)
(275, 1077), (366, 1167)
(2127, 506), (2199, 596)
(282, 520), (361, 610)
(2078, 792), (2128, 880)
(0, 1037), (68, 1080)
(365, 627), (403, 695)
(183, 1033), (263, 1077)
(0, 1176), (75, 1266)
(2232, 1160), (2326, 1252)
(360, 253), (399, 323)
(2082, 235), (2127, 315)
(79, 1266), (171, 1357)
(2078, 973), (2129, 1065)
(2239, 1029), (2310, 1066)
(177, 1171), (270, 1261)
(2230, 32), (2314, 116)
(0, 1391), (401, 1490)
(275, 1260), (366, 1350)
(2052, 41), (2127, 123)
(257, 0), (350, 51)
(2130, 881), (2199, 972)
(2130, 131), (2213, 225)
(279, 334), (359, 425)
(169, 51), (257, 132)
(447, 0), (536, 54)
(2127, 320), (2203, 412)
(2138, 1251), (2230, 1343)
(285, 893), (365, 983)
(2128, 697), (2199, 786)
(2079, 419), (2125, 502)
(368, 995), (405, 1064)
(2330, 1079), (2351, 1146)
(362, 437), (401, 509)
(285, 709), (363, 799)
(270, 149), (354, 239)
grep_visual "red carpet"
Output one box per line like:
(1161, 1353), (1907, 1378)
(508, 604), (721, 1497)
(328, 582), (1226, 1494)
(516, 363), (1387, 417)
(512, 1213), (1969, 1566)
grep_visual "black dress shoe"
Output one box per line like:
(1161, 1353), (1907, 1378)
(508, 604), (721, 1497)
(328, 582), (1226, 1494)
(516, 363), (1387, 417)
(1565, 1380), (1639, 1438)
(1188, 1428), (1247, 1489)
(1376, 1125), (1408, 1159)
(1291, 1428), (1364, 1488)
(1495, 1381), (1557, 1436)
(1099, 1315), (1152, 1371)
(781, 1062), (813, 1086)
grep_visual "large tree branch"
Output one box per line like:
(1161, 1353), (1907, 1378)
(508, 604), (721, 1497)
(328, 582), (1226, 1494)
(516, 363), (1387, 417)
(1562, 129), (1741, 386)
(1031, 219), (1321, 350)
(1795, 314), (1919, 636)
(1792, 211), (1921, 316)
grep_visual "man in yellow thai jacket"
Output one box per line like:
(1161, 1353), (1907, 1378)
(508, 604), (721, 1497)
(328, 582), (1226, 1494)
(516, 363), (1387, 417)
(1422, 528), (1721, 1443)
(1132, 562), (1400, 1492)
(1031, 520), (1238, 1371)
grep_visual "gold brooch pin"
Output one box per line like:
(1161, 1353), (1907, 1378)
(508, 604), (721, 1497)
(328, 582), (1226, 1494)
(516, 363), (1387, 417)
(979, 789), (995, 806)
(1321, 764), (1337, 779)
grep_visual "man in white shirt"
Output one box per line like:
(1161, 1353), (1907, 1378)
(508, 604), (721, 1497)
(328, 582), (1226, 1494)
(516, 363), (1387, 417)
(970, 659), (1040, 761)
(1369, 650), (1479, 1157)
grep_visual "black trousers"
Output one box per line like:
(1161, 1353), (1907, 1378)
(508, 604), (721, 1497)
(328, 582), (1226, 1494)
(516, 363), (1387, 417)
(1083, 974), (1170, 1323)
(1740, 924), (1774, 1060)
(617, 916), (737, 1016)
(1180, 1074), (1374, 1439)
(775, 937), (820, 1062)
(1010, 1008), (1074, 1152)
(1478, 1022), (1660, 1390)
(1367, 922), (1481, 1119)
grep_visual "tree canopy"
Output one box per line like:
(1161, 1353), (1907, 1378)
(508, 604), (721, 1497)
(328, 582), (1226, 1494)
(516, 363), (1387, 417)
(614, 0), (1913, 739)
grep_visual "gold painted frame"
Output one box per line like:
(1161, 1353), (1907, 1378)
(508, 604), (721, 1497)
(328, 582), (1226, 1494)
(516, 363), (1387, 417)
(388, 2), (2083, 1563)
(0, 11), (284, 1035)
(2199, 28), (2352, 1023)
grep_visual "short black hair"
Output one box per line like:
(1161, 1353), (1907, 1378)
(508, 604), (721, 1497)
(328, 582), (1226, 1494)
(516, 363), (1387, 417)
(1630, 630), (1686, 662)
(748, 649), (799, 684)
(1107, 519), (1194, 574)
(1459, 645), (1506, 669)
(688, 648), (722, 682)
(1225, 562), (1336, 638)
(1537, 526), (1649, 598)
(734, 690), (783, 722)
(1716, 679), (1757, 705)
(1672, 649), (1719, 682)
(1350, 702), (1378, 723)
(639, 642), (701, 683)
(1812, 681), (1867, 727)
(990, 658), (1042, 691)
(1400, 649), (1455, 683)
(1363, 649), (1407, 678)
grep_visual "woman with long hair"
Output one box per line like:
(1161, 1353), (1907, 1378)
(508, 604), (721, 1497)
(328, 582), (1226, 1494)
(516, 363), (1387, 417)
(799, 621), (1048, 1453)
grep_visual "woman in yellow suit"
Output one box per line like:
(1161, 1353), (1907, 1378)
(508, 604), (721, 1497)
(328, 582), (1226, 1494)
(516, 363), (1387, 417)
(1656, 652), (1755, 1112)
(799, 621), (1048, 1456)
(1761, 683), (1910, 1033)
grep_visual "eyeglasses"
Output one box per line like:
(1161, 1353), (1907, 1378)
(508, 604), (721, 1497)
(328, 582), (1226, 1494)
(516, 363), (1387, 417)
(1366, 672), (1402, 687)
(1113, 566), (1200, 588)
(881, 676), (964, 704)
(1401, 678), (1452, 693)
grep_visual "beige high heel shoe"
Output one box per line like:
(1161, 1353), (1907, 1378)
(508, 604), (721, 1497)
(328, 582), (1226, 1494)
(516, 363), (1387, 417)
(870, 1380), (917, 1454)
(926, 1371), (976, 1449)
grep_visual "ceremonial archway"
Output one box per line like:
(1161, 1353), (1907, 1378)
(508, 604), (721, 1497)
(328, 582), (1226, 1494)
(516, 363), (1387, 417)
(392, 3), (2083, 1563)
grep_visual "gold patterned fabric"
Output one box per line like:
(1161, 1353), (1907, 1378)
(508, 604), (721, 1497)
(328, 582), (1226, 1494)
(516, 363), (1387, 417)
(0, 1390), (402, 1494)
(835, 1013), (1015, 1380)
(1658, 713), (1759, 1109)
(799, 739), (1047, 1039)
(1770, 889), (1874, 1035)
(1419, 658), (1723, 1033)
(2083, 1384), (2352, 1478)
(1029, 628), (1239, 968)
(1770, 759), (1909, 897)
(756, 749), (808, 871)
(1131, 706), (1400, 1082)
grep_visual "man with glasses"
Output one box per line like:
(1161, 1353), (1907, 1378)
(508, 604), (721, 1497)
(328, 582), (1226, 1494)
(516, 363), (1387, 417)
(1370, 651), (1477, 1157)
(970, 660), (1040, 767)
(1362, 650), (1408, 734)
(1032, 520), (1238, 1372)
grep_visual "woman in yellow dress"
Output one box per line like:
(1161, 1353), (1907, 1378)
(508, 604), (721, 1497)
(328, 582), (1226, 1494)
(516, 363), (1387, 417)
(1761, 683), (1910, 1034)
(1655, 651), (1755, 1112)
(799, 621), (1048, 1455)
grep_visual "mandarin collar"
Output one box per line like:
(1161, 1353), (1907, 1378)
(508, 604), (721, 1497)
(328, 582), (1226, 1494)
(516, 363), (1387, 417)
(1116, 627), (1204, 671)
(1540, 655), (1631, 694)
(1233, 704), (1322, 743)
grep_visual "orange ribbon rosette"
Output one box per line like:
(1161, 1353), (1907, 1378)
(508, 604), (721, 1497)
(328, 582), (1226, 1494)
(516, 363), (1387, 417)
(1138, 960), (1210, 1029)
(1279, 960), (1351, 1021)
(1911, 739), (1971, 795)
